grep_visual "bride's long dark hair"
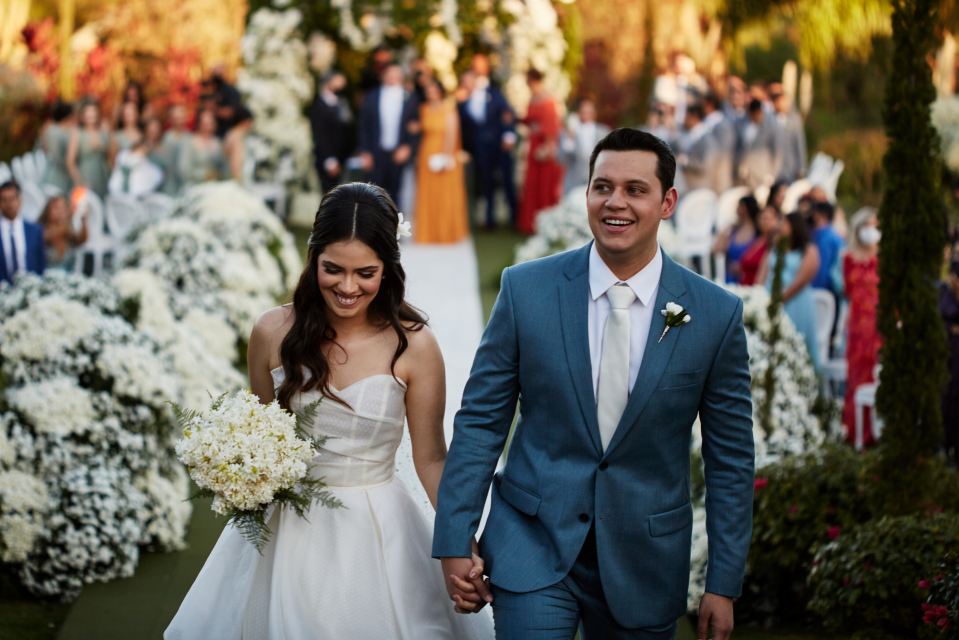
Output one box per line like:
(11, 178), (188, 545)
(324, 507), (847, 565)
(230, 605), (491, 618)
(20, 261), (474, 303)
(276, 182), (426, 410)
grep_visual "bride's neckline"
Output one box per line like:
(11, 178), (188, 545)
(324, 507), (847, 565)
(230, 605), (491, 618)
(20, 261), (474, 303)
(269, 366), (407, 393)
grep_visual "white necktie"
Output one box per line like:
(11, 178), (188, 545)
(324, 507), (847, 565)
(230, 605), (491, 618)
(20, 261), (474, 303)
(597, 284), (636, 450)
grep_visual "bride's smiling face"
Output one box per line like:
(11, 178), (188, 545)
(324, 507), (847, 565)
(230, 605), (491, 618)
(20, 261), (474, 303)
(316, 240), (385, 321)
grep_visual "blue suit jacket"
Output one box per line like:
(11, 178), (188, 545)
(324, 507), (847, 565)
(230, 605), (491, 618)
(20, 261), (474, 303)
(356, 87), (420, 156)
(0, 221), (46, 285)
(458, 85), (516, 164)
(433, 245), (754, 628)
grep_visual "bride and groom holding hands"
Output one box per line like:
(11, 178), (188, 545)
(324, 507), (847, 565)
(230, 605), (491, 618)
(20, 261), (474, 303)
(165, 128), (755, 640)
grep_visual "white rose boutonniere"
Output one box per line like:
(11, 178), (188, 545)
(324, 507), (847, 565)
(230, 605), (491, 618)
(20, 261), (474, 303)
(659, 302), (691, 343)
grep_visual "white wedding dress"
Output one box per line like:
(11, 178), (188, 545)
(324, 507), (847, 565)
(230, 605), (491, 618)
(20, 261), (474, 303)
(165, 369), (494, 640)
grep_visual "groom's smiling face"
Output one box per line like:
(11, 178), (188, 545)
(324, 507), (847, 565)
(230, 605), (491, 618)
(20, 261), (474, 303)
(587, 150), (678, 269)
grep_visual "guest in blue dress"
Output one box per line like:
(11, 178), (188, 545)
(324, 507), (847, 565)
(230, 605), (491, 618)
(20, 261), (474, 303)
(759, 211), (822, 369)
(714, 194), (760, 283)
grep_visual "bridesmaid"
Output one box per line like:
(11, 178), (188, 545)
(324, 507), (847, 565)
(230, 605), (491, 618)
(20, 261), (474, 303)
(67, 100), (110, 198)
(110, 100), (144, 166)
(413, 77), (468, 244)
(841, 207), (882, 446)
(38, 195), (88, 271)
(38, 100), (75, 196)
(179, 107), (228, 187)
(159, 104), (191, 196)
(516, 68), (563, 235)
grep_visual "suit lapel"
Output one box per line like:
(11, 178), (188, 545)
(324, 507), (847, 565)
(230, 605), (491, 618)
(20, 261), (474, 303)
(0, 234), (7, 282)
(604, 252), (688, 456)
(558, 245), (603, 456)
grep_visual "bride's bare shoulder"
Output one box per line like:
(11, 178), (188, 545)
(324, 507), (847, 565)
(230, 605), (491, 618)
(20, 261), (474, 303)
(252, 305), (295, 340)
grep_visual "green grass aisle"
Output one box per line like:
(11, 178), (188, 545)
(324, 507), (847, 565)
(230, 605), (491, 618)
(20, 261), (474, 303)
(55, 496), (224, 639)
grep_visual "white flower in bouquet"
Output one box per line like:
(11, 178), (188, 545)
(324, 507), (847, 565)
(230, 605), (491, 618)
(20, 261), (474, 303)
(174, 390), (342, 551)
(6, 377), (96, 437)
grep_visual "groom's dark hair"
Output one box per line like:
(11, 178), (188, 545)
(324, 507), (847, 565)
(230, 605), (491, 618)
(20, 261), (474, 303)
(587, 127), (676, 197)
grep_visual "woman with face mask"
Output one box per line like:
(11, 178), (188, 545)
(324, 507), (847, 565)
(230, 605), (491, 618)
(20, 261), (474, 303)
(841, 207), (882, 446)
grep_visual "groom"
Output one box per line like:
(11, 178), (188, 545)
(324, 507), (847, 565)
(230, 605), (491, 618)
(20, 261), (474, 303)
(433, 128), (754, 639)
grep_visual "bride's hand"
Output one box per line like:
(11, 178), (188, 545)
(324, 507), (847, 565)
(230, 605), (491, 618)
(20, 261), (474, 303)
(441, 540), (493, 613)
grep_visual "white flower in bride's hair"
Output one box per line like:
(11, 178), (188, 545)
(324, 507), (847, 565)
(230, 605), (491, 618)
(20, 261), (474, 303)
(396, 212), (412, 240)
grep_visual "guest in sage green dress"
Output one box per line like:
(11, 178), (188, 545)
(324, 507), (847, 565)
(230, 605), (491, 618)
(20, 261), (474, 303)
(67, 101), (110, 198)
(39, 100), (75, 196)
(159, 104), (191, 196)
(179, 107), (228, 187)
(110, 100), (144, 166)
(39, 195), (88, 271)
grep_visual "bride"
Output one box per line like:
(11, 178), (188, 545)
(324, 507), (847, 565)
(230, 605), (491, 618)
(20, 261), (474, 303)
(165, 182), (493, 639)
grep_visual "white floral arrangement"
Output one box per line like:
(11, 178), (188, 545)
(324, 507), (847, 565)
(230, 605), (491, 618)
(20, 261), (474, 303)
(238, 7), (314, 184)
(685, 284), (836, 610)
(513, 186), (681, 264)
(174, 390), (341, 551)
(499, 0), (571, 115)
(0, 273), (194, 599)
(932, 96), (959, 173)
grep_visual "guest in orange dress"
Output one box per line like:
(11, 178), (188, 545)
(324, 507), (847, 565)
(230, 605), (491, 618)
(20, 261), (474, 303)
(842, 207), (882, 446)
(413, 77), (469, 244)
(517, 69), (564, 235)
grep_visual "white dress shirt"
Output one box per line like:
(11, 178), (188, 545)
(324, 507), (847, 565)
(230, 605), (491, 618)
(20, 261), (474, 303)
(467, 76), (489, 123)
(0, 215), (26, 278)
(378, 85), (405, 150)
(588, 243), (662, 398)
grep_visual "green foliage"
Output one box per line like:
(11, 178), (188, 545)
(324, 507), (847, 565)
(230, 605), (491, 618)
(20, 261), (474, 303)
(919, 552), (959, 639)
(808, 513), (959, 638)
(759, 237), (789, 437)
(875, 0), (949, 513)
(816, 128), (888, 209)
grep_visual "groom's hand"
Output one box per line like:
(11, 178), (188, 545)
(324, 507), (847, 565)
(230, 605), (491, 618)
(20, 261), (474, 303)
(440, 543), (492, 613)
(697, 592), (734, 640)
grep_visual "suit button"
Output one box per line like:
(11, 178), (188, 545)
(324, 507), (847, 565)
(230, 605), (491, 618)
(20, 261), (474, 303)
(599, 462), (609, 470)
(578, 513), (589, 523)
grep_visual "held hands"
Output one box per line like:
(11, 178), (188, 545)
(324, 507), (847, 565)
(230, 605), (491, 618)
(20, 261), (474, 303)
(697, 592), (734, 640)
(440, 539), (492, 614)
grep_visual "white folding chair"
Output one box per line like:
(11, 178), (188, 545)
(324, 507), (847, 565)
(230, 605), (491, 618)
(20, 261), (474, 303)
(854, 365), (884, 450)
(18, 180), (47, 223)
(811, 289), (835, 368)
(806, 152), (834, 186)
(820, 300), (849, 399)
(75, 191), (117, 277)
(781, 179), (812, 214)
(673, 188), (718, 279)
(139, 192), (176, 220)
(0, 162), (11, 183)
(11, 156), (28, 184)
(29, 150), (46, 183)
(715, 186), (751, 233)
(105, 194), (150, 245)
(823, 159), (845, 203)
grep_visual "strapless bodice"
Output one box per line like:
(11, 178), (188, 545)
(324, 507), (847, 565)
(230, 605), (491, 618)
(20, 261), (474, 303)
(271, 367), (407, 488)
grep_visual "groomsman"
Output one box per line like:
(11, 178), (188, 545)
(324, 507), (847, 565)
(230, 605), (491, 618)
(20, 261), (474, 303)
(769, 83), (807, 183)
(735, 98), (783, 191)
(310, 72), (354, 194)
(357, 63), (420, 206)
(560, 98), (611, 194)
(703, 93), (735, 194)
(458, 54), (518, 229)
(676, 103), (715, 193)
(0, 181), (46, 285)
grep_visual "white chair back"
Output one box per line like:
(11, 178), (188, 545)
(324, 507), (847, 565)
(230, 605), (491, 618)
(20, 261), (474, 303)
(105, 194), (150, 240)
(674, 188), (718, 278)
(715, 186), (751, 233)
(11, 156), (28, 184)
(18, 181), (47, 223)
(807, 152), (834, 186)
(0, 162), (11, 183)
(782, 178), (812, 214)
(140, 192), (176, 220)
(811, 289), (835, 366)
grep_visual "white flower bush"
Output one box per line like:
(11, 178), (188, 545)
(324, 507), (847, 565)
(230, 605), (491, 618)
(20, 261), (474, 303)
(932, 96), (959, 173)
(513, 187), (681, 264)
(500, 0), (571, 114)
(238, 7), (314, 184)
(686, 284), (836, 610)
(0, 273), (195, 599)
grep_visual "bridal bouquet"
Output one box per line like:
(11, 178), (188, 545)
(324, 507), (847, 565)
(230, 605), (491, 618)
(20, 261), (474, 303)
(174, 390), (341, 552)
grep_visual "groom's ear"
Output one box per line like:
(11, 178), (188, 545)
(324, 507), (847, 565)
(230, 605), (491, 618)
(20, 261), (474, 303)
(660, 187), (679, 220)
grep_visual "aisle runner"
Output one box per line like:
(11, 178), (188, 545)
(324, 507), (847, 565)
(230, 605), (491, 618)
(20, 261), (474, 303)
(394, 239), (485, 514)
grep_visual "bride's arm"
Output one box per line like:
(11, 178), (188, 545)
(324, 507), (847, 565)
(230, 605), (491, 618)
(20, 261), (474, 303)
(403, 326), (448, 509)
(247, 306), (291, 404)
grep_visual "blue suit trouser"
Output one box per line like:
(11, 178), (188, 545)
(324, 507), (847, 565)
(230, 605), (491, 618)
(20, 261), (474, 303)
(489, 528), (677, 640)
(474, 151), (517, 227)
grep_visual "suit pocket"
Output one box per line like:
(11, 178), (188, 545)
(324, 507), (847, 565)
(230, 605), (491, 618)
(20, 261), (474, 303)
(648, 502), (692, 537)
(495, 474), (541, 517)
(658, 369), (702, 391)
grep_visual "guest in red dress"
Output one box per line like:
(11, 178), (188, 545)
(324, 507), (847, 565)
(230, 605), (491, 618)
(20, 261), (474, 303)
(842, 207), (882, 446)
(739, 205), (781, 286)
(517, 68), (564, 234)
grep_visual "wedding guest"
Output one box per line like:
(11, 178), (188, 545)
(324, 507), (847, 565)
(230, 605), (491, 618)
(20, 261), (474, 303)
(739, 205), (780, 286)
(143, 117), (169, 185)
(942, 253), (959, 465)
(0, 181), (46, 285)
(38, 195), (87, 271)
(159, 104), (191, 195)
(758, 211), (821, 368)
(309, 72), (354, 194)
(67, 100), (110, 198)
(179, 107), (228, 187)
(206, 64), (244, 138)
(413, 77), (468, 244)
(517, 68), (563, 235)
(810, 202), (845, 291)
(110, 100), (144, 165)
(357, 63), (420, 206)
(458, 54), (519, 229)
(224, 106), (254, 182)
(714, 195), (760, 284)
(842, 207), (882, 447)
(38, 100), (75, 196)
(560, 98), (610, 193)
(676, 103), (715, 192)
(703, 93), (735, 193)
(765, 179), (789, 213)
(769, 83), (806, 182)
(116, 80), (148, 122)
(736, 98), (782, 191)
(108, 139), (164, 198)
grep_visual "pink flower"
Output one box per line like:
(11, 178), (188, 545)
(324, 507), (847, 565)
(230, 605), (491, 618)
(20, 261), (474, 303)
(918, 579), (931, 590)
(827, 526), (841, 540)
(754, 478), (768, 492)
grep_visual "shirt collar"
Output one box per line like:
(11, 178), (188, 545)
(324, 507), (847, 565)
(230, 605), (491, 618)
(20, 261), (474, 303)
(0, 215), (21, 230)
(589, 242), (662, 306)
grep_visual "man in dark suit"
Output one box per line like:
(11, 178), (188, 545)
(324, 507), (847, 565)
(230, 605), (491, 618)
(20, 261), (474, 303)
(310, 72), (354, 194)
(458, 54), (518, 229)
(0, 181), (46, 285)
(357, 63), (420, 206)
